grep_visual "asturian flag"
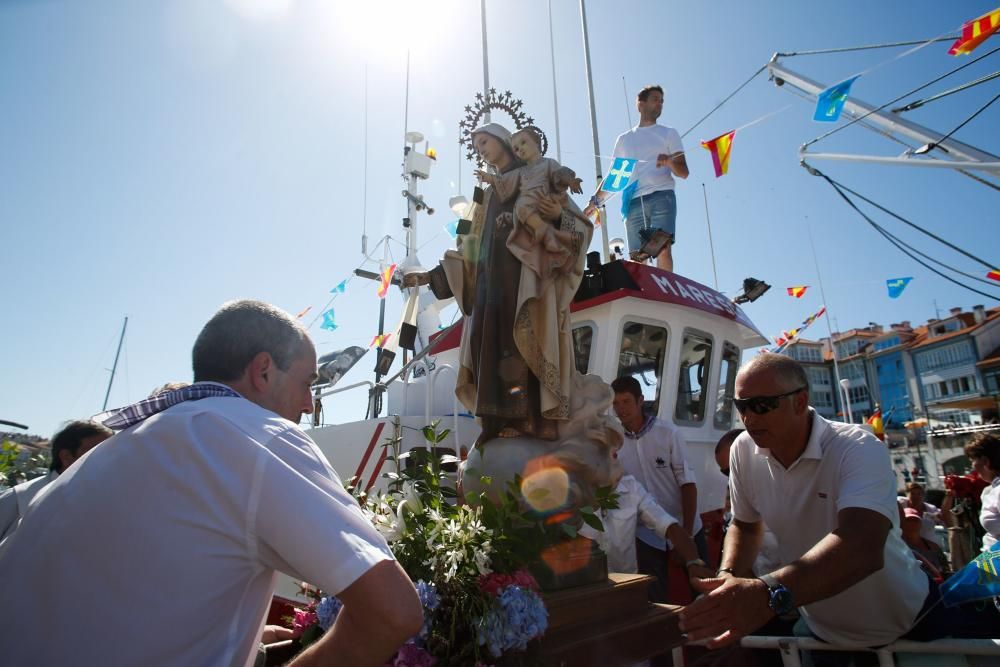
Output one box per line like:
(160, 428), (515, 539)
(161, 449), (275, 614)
(940, 542), (1000, 607)
(602, 157), (638, 192)
(886, 277), (913, 299)
(815, 76), (859, 122)
(320, 308), (337, 332)
(700, 130), (736, 177)
(948, 8), (1000, 56)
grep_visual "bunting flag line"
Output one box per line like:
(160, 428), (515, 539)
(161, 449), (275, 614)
(987, 270), (1000, 282)
(377, 264), (397, 299)
(886, 277), (913, 299)
(787, 286), (809, 298)
(939, 541), (1000, 607)
(602, 157), (638, 192)
(370, 333), (392, 348)
(770, 305), (828, 352)
(331, 280), (347, 294)
(700, 130), (736, 178)
(948, 7), (1000, 56)
(296, 306), (312, 319)
(814, 76), (859, 122)
(444, 220), (459, 239)
(320, 309), (337, 332)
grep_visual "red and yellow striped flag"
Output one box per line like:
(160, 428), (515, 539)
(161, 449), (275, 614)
(377, 263), (397, 299)
(370, 333), (392, 348)
(987, 269), (1000, 282)
(948, 8), (1000, 55)
(700, 130), (736, 177)
(787, 286), (809, 298)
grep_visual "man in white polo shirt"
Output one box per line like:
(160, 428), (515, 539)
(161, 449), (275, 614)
(679, 353), (931, 659)
(0, 300), (422, 667)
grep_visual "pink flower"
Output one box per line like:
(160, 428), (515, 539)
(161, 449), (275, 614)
(291, 608), (318, 638)
(478, 570), (540, 596)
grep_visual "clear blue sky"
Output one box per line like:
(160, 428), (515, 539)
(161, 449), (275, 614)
(2, 0), (997, 439)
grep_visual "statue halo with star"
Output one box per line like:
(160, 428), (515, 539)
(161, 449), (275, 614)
(458, 88), (548, 164)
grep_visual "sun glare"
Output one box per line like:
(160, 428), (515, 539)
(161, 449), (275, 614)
(325, 0), (461, 62)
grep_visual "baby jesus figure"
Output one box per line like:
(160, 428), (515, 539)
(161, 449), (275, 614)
(477, 127), (583, 260)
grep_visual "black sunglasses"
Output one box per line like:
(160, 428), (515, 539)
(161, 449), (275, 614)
(733, 387), (807, 416)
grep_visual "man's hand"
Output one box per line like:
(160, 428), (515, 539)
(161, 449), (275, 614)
(678, 576), (774, 649)
(262, 624), (295, 645)
(687, 563), (715, 583)
(656, 153), (676, 168)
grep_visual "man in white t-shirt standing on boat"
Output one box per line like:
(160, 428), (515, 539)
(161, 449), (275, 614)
(0, 300), (422, 667)
(585, 84), (688, 272)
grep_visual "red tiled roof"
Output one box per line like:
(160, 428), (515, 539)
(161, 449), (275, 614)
(908, 308), (1000, 350)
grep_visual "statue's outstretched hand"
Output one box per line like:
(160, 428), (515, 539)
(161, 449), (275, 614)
(475, 170), (495, 185)
(402, 271), (431, 288)
(569, 177), (583, 195)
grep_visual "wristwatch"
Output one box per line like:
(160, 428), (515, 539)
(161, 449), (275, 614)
(758, 573), (795, 615)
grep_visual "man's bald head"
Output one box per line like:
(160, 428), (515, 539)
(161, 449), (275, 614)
(737, 353), (809, 395)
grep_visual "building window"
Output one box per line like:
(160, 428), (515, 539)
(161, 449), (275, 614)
(714, 343), (739, 430)
(675, 330), (713, 424)
(617, 322), (668, 415)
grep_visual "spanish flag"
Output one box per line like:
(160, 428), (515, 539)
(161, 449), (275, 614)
(987, 269), (1000, 282)
(370, 333), (392, 348)
(787, 286), (809, 298)
(700, 130), (736, 178)
(866, 408), (885, 441)
(948, 8), (1000, 56)
(377, 263), (397, 299)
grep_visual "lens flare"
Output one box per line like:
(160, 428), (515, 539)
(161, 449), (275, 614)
(520, 465), (569, 513)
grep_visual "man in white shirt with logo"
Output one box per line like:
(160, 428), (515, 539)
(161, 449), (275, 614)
(585, 84), (688, 272)
(679, 354), (944, 663)
(0, 300), (422, 667)
(611, 375), (703, 603)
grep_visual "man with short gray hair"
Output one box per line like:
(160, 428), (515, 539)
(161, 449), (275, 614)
(0, 300), (422, 666)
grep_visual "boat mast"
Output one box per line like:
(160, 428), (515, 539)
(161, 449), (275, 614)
(767, 56), (1000, 174)
(579, 0), (610, 261)
(102, 316), (128, 411)
(481, 0), (490, 123)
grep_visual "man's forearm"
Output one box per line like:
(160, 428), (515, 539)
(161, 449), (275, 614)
(681, 483), (697, 534)
(719, 519), (763, 576)
(289, 604), (406, 667)
(767, 509), (890, 608)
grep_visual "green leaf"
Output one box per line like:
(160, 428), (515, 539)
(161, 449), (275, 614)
(439, 486), (458, 498)
(581, 512), (605, 532)
(421, 425), (436, 443)
(435, 429), (452, 443)
(560, 523), (578, 538)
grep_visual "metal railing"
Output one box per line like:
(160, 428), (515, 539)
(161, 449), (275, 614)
(673, 636), (1000, 667)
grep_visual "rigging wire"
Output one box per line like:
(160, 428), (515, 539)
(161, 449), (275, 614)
(803, 44), (1000, 149)
(893, 70), (1000, 112)
(805, 163), (1000, 301)
(775, 36), (959, 58)
(820, 172), (997, 270)
(920, 89), (1000, 151)
(680, 64), (767, 139)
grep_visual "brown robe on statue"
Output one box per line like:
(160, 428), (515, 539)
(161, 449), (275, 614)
(428, 174), (592, 443)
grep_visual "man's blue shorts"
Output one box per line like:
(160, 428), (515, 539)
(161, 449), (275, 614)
(624, 189), (676, 255)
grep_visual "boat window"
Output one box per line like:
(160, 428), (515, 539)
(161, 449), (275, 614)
(675, 330), (713, 424)
(572, 324), (594, 374)
(403, 447), (459, 474)
(714, 342), (740, 429)
(616, 321), (668, 415)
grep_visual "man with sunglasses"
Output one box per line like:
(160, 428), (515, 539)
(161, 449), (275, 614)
(680, 354), (934, 663)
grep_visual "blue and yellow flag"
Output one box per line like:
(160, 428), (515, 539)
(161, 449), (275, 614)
(815, 76), (859, 122)
(940, 542), (1000, 607)
(886, 277), (913, 299)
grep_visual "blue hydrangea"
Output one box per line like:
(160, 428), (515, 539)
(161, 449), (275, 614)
(476, 585), (548, 658)
(316, 596), (342, 632)
(413, 580), (440, 643)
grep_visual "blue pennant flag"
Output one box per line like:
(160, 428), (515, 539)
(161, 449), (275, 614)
(602, 157), (638, 193)
(814, 76), (859, 122)
(320, 308), (338, 332)
(940, 542), (1000, 608)
(444, 220), (459, 239)
(620, 180), (638, 218)
(330, 280), (347, 295)
(886, 277), (913, 299)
